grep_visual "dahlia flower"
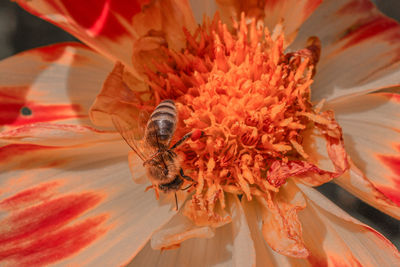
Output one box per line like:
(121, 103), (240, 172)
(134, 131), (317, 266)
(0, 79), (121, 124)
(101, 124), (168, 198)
(1, 0), (399, 266)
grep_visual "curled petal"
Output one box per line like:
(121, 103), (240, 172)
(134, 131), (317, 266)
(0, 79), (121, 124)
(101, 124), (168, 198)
(89, 62), (146, 127)
(150, 210), (215, 250)
(292, 0), (400, 101)
(242, 199), (310, 266)
(257, 181), (309, 258)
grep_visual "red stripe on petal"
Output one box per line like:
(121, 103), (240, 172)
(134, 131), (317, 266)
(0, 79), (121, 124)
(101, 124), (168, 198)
(303, 0), (322, 21)
(30, 42), (88, 62)
(0, 144), (58, 163)
(0, 102), (84, 126)
(42, 0), (151, 38)
(0, 182), (60, 211)
(375, 144), (400, 206)
(378, 154), (400, 177)
(376, 185), (400, 206)
(1, 215), (108, 266)
(380, 92), (400, 103)
(336, 0), (374, 14)
(0, 191), (108, 265)
(341, 16), (399, 49)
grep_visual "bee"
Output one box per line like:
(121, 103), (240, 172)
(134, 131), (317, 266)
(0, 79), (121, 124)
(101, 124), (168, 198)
(112, 99), (201, 209)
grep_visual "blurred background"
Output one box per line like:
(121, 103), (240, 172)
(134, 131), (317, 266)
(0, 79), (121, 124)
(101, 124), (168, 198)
(0, 0), (399, 249)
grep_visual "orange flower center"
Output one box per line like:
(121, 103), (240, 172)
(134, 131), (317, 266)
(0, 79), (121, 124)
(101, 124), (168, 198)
(140, 15), (342, 225)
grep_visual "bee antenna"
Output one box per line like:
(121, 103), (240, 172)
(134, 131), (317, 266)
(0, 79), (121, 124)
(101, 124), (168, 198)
(174, 192), (178, 211)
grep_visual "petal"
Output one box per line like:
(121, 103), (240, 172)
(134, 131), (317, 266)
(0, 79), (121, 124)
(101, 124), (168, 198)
(298, 184), (400, 266)
(0, 141), (176, 266)
(326, 92), (400, 217)
(215, 0), (322, 45)
(89, 62), (145, 127)
(0, 42), (113, 129)
(336, 162), (400, 220)
(291, 0), (400, 101)
(263, 0), (322, 45)
(188, 0), (217, 23)
(16, 0), (197, 77)
(150, 209), (215, 250)
(128, 195), (255, 267)
(257, 181), (309, 258)
(0, 123), (119, 146)
(242, 198), (309, 266)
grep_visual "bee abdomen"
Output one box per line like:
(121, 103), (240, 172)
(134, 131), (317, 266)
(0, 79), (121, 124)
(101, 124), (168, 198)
(146, 100), (177, 147)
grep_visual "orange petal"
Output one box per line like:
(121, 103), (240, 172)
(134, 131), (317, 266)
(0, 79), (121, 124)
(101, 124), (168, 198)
(89, 62), (146, 127)
(257, 181), (309, 258)
(0, 141), (177, 266)
(16, 0), (196, 78)
(291, 0), (400, 101)
(0, 42), (112, 130)
(298, 184), (400, 266)
(327, 92), (400, 218)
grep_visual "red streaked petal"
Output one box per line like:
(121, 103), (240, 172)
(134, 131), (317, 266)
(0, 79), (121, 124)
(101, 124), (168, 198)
(0, 141), (177, 266)
(297, 184), (400, 266)
(327, 92), (400, 215)
(0, 43), (113, 130)
(291, 0), (400, 101)
(16, 0), (197, 77)
(0, 123), (119, 146)
(335, 162), (400, 220)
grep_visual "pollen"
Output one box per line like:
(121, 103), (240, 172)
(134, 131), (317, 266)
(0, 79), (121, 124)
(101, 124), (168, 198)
(144, 14), (343, 225)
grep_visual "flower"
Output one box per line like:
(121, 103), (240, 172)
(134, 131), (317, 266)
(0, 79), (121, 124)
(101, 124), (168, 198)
(1, 0), (400, 266)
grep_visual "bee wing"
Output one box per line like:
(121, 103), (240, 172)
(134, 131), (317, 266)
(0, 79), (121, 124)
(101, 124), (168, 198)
(111, 109), (153, 162)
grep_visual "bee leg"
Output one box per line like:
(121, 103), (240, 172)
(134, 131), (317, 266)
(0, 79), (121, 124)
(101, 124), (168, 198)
(181, 184), (193, 191)
(174, 192), (179, 211)
(170, 130), (204, 150)
(179, 168), (194, 182)
(143, 151), (162, 166)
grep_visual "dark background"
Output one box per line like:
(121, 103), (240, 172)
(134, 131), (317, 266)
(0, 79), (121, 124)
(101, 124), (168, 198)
(1, 0), (399, 248)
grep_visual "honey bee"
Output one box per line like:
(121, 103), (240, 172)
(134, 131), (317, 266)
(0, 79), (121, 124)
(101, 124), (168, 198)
(112, 99), (201, 209)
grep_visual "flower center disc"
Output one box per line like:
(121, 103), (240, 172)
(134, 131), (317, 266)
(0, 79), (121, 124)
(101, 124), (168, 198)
(144, 14), (329, 225)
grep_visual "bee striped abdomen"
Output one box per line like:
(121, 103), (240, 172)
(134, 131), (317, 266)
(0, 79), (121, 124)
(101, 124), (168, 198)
(145, 99), (177, 148)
